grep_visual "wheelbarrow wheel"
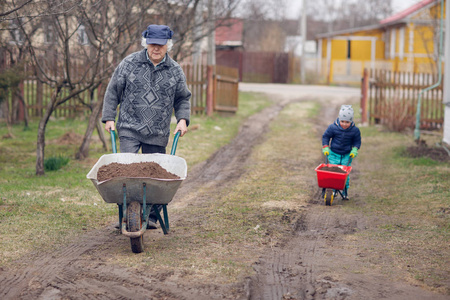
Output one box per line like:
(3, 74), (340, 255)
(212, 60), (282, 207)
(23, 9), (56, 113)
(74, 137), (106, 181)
(324, 189), (334, 206)
(128, 201), (144, 253)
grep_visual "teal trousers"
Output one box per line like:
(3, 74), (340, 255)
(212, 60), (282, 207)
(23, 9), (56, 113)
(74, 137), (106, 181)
(327, 149), (351, 194)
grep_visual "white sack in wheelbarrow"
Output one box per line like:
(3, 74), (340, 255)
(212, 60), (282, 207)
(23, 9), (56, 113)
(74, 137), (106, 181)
(86, 153), (187, 205)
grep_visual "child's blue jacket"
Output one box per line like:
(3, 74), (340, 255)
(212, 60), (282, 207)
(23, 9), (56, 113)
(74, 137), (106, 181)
(322, 118), (361, 155)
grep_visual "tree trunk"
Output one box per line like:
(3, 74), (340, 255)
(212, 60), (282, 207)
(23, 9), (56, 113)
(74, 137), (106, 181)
(36, 98), (56, 175)
(0, 100), (15, 139)
(15, 89), (29, 129)
(96, 118), (107, 151)
(75, 98), (104, 160)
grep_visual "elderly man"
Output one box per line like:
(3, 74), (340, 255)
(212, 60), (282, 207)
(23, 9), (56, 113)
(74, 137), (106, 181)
(102, 24), (191, 229)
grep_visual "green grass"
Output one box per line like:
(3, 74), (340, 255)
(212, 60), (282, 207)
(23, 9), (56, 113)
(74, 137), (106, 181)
(348, 127), (450, 293)
(174, 91), (272, 167)
(106, 100), (321, 283)
(0, 91), (272, 265)
(0, 92), (448, 293)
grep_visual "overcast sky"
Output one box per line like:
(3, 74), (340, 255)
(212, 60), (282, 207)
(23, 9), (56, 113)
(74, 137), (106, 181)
(286, 0), (425, 19)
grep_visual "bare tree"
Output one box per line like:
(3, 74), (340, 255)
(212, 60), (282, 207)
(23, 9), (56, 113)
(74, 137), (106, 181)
(2, 0), (240, 175)
(0, 0), (33, 20)
(6, 0), (145, 174)
(307, 0), (393, 33)
(237, 0), (289, 21)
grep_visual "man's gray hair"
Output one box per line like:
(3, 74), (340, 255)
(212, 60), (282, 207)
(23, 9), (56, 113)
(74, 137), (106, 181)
(141, 37), (173, 51)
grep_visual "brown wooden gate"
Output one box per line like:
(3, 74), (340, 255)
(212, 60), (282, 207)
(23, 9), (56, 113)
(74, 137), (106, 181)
(214, 65), (239, 113)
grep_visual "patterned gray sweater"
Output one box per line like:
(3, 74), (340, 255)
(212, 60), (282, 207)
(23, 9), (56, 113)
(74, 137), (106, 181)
(102, 49), (191, 147)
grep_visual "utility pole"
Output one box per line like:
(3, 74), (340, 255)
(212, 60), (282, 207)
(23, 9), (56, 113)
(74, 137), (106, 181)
(300, 0), (307, 84)
(207, 0), (216, 66)
(206, 0), (215, 116)
(443, 0), (450, 144)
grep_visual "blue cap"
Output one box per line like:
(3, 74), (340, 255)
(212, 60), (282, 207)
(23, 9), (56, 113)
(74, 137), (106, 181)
(142, 25), (174, 45)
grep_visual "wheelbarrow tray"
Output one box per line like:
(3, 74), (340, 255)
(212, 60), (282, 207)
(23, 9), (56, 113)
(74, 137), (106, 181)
(315, 163), (352, 190)
(86, 153), (187, 205)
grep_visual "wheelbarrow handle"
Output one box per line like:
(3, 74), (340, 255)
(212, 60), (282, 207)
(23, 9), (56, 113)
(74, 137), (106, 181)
(170, 131), (181, 156)
(323, 153), (353, 166)
(110, 130), (117, 154)
(110, 130), (180, 155)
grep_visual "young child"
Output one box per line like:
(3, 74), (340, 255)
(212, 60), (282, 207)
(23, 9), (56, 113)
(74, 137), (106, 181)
(322, 105), (361, 200)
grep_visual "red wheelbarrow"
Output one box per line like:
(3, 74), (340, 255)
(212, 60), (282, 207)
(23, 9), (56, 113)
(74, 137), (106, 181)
(315, 158), (352, 206)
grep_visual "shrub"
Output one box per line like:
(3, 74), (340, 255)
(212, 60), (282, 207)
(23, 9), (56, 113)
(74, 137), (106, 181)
(44, 155), (70, 171)
(382, 89), (415, 132)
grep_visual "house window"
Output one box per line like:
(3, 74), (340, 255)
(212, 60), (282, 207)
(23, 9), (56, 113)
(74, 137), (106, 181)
(9, 18), (25, 44)
(44, 23), (55, 44)
(78, 24), (89, 45)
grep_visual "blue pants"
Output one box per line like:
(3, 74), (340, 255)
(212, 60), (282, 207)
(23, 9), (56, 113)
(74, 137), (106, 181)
(328, 149), (351, 194)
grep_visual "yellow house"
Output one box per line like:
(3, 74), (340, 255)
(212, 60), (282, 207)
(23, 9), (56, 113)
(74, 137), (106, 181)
(316, 0), (446, 84)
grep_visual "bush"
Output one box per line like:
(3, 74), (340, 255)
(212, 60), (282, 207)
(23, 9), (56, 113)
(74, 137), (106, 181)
(383, 90), (415, 132)
(44, 155), (70, 171)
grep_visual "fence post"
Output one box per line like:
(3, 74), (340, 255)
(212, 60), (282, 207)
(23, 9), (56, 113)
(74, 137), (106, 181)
(361, 68), (368, 124)
(17, 80), (25, 122)
(36, 78), (43, 117)
(206, 65), (214, 116)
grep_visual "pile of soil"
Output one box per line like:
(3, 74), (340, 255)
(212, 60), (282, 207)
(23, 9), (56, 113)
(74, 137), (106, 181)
(53, 132), (83, 145)
(320, 166), (347, 173)
(406, 145), (450, 162)
(97, 162), (180, 181)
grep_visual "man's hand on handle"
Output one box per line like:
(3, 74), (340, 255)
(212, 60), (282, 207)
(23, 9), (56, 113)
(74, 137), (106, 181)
(105, 121), (115, 133)
(105, 119), (188, 136)
(175, 119), (188, 137)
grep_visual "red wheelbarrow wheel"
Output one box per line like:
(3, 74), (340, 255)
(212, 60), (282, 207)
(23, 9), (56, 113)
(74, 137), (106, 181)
(128, 201), (144, 253)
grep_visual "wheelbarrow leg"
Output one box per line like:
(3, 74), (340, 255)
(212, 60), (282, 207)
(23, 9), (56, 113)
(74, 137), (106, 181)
(163, 205), (169, 231)
(154, 206), (169, 235)
(118, 204), (123, 232)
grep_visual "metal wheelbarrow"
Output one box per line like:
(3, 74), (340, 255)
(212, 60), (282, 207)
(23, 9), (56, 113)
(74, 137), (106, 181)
(86, 130), (187, 253)
(315, 156), (352, 206)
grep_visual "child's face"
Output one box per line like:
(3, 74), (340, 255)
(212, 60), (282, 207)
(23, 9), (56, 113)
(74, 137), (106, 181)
(340, 120), (351, 129)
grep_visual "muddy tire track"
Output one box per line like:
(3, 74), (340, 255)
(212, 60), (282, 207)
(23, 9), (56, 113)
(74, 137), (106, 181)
(0, 98), (292, 300)
(1, 84), (446, 299)
(245, 93), (448, 300)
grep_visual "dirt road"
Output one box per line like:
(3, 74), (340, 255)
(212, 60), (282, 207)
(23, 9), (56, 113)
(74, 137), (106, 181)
(0, 84), (446, 299)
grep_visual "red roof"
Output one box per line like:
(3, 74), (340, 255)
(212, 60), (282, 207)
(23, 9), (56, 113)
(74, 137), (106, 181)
(215, 18), (244, 45)
(380, 0), (436, 24)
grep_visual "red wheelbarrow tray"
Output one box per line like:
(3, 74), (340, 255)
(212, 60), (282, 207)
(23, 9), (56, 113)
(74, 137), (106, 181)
(315, 163), (352, 191)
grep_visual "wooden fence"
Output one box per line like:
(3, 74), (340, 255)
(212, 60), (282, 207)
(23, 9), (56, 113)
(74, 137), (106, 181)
(3, 63), (239, 122)
(182, 64), (207, 115)
(214, 65), (239, 113)
(216, 50), (291, 83)
(366, 69), (444, 130)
